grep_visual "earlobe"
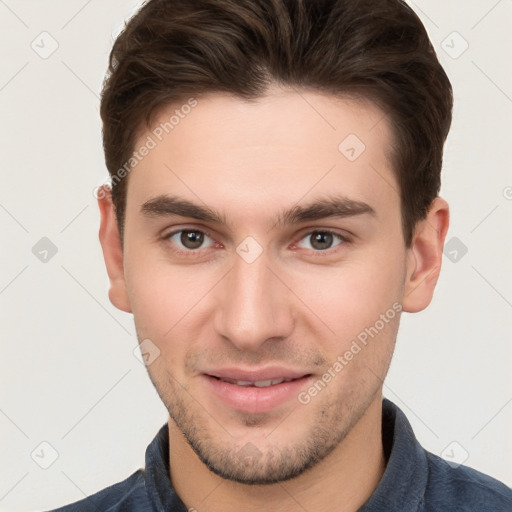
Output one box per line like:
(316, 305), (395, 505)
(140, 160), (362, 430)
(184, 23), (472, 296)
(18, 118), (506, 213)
(97, 185), (132, 313)
(402, 197), (450, 313)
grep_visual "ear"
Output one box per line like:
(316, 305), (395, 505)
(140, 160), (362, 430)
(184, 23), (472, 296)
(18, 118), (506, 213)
(97, 185), (132, 313)
(402, 197), (450, 313)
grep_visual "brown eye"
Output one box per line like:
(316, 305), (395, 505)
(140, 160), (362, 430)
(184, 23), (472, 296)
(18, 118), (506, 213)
(164, 229), (215, 252)
(180, 230), (204, 249)
(297, 230), (346, 251)
(311, 232), (333, 250)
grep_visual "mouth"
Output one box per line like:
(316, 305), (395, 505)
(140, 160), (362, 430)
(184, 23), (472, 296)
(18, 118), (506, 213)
(202, 369), (313, 414)
(210, 376), (303, 387)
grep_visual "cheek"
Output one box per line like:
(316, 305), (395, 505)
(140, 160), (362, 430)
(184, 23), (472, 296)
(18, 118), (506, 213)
(288, 248), (405, 342)
(124, 251), (182, 337)
(126, 271), (193, 383)
(124, 252), (218, 361)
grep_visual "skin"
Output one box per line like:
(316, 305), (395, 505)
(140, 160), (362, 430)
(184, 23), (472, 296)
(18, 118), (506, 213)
(98, 86), (449, 512)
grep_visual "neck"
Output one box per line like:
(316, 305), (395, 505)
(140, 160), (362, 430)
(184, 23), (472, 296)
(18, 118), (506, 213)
(169, 394), (386, 512)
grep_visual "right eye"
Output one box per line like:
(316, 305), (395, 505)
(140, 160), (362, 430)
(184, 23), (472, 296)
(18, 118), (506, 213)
(163, 228), (217, 253)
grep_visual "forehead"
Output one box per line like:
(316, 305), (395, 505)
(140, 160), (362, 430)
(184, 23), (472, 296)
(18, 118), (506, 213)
(126, 88), (398, 225)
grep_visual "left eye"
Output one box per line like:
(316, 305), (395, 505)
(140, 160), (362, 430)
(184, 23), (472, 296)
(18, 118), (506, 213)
(165, 229), (216, 251)
(297, 230), (346, 251)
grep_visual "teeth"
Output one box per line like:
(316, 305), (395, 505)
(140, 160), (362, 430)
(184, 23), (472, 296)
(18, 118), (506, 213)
(234, 380), (253, 386)
(220, 377), (293, 387)
(254, 380), (274, 387)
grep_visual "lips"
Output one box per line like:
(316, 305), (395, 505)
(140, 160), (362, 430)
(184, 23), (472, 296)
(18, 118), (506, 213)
(215, 377), (297, 387)
(202, 367), (313, 413)
(205, 367), (309, 382)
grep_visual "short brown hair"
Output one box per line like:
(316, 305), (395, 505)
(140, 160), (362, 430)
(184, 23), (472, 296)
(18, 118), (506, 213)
(100, 0), (453, 246)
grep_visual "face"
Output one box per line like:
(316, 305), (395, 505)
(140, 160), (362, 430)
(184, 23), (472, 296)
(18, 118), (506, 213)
(114, 88), (412, 484)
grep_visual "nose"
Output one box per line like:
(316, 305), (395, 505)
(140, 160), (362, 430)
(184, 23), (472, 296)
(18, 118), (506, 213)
(213, 246), (295, 352)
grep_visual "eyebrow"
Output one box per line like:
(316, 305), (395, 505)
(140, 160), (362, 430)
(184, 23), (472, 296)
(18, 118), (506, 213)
(140, 194), (376, 228)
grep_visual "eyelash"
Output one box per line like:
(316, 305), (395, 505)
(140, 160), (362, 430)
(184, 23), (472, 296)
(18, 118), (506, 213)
(161, 227), (350, 257)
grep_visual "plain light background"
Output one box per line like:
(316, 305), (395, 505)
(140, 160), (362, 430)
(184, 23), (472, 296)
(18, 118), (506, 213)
(0, 0), (511, 510)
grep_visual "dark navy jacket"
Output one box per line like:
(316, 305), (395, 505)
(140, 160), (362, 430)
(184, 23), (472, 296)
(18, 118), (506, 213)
(48, 399), (512, 511)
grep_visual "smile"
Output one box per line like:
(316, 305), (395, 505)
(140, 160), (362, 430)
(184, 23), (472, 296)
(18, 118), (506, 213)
(202, 371), (314, 414)
(215, 377), (298, 387)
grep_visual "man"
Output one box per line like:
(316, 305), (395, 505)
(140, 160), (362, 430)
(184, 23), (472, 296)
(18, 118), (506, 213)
(50, 0), (512, 510)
